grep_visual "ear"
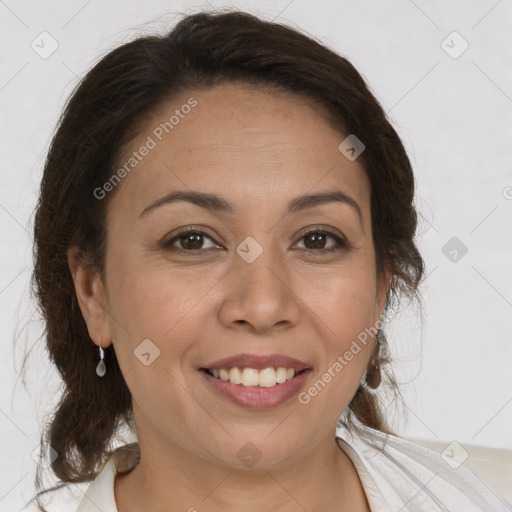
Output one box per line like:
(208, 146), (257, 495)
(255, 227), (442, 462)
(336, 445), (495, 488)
(374, 260), (393, 325)
(67, 246), (112, 349)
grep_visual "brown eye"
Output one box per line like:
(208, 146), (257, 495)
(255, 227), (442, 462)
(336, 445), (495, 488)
(162, 227), (348, 255)
(303, 232), (328, 249)
(179, 232), (205, 250)
(163, 229), (219, 252)
(295, 229), (348, 252)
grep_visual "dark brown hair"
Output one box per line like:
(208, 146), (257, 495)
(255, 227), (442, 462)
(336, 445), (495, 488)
(27, 9), (423, 509)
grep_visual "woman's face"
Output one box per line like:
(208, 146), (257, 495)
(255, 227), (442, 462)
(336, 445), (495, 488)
(76, 83), (389, 468)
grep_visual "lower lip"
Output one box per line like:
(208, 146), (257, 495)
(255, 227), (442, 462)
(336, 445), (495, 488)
(199, 370), (312, 409)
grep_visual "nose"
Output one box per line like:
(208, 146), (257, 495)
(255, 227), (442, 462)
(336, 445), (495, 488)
(217, 243), (302, 334)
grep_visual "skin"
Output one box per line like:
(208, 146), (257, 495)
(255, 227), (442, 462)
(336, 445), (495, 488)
(68, 83), (391, 511)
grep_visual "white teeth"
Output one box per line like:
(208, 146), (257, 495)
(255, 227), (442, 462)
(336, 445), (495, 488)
(241, 368), (259, 387)
(276, 367), (287, 384)
(229, 367), (243, 384)
(208, 366), (299, 387)
(258, 367), (277, 387)
(276, 366), (288, 384)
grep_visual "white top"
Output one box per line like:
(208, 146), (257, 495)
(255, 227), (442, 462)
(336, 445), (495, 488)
(73, 422), (511, 512)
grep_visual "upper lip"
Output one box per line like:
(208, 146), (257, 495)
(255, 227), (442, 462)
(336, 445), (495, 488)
(201, 353), (310, 371)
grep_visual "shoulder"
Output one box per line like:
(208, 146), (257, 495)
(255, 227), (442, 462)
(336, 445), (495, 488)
(19, 444), (140, 512)
(336, 421), (512, 512)
(74, 443), (140, 512)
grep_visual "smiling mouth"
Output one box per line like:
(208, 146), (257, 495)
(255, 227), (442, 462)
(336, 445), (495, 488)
(201, 367), (307, 388)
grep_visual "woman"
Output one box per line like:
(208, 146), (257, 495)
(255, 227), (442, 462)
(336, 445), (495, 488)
(28, 10), (510, 512)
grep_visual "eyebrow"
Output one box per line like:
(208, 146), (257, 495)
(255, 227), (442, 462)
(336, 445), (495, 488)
(138, 189), (363, 225)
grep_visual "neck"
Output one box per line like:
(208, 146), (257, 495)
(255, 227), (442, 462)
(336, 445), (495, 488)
(114, 426), (370, 512)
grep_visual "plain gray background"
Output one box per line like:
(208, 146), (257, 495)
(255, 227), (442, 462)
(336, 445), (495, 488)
(1, 0), (511, 510)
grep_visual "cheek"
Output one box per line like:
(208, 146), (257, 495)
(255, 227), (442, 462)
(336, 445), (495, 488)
(107, 242), (379, 358)
(306, 258), (379, 336)
(105, 252), (221, 373)
(296, 271), (377, 417)
(105, 265), (204, 419)
(303, 261), (378, 388)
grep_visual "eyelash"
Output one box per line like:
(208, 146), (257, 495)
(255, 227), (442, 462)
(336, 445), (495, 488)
(161, 226), (349, 255)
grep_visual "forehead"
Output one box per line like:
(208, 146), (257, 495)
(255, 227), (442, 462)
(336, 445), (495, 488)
(107, 83), (371, 221)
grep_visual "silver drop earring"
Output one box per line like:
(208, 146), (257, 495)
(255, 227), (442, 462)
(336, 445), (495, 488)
(96, 346), (106, 377)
